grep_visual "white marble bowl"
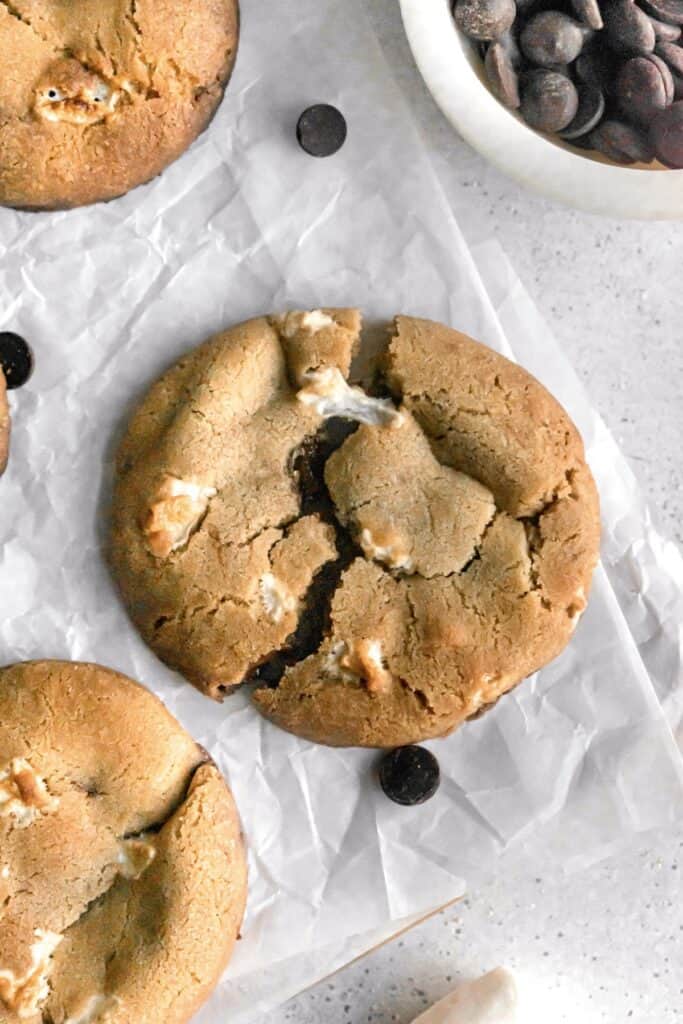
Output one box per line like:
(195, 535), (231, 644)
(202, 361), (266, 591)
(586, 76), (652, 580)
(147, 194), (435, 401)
(400, 0), (683, 219)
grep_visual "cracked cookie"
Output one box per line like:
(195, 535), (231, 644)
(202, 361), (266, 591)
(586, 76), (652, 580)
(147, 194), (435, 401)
(109, 310), (600, 748)
(0, 660), (247, 1023)
(0, 0), (239, 209)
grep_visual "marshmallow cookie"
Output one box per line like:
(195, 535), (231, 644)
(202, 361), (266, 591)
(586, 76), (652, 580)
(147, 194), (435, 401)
(0, 661), (247, 1024)
(0, 0), (239, 209)
(109, 311), (600, 748)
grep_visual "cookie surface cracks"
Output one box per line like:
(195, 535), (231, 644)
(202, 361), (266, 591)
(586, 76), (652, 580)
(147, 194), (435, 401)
(0, 0), (239, 209)
(110, 311), (600, 747)
(254, 315), (600, 746)
(0, 660), (247, 1024)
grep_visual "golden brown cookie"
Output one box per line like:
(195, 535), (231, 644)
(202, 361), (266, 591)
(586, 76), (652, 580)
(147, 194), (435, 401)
(0, 370), (8, 475)
(0, 0), (239, 209)
(109, 311), (600, 748)
(0, 661), (247, 1024)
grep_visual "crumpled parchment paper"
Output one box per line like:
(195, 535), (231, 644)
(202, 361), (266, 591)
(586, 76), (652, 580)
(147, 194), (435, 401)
(0, 0), (681, 1020)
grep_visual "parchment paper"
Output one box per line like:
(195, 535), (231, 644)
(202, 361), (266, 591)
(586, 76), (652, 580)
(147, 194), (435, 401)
(0, 0), (681, 1020)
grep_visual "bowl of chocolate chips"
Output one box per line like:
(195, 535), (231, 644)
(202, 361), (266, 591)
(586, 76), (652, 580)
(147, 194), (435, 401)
(401, 0), (683, 217)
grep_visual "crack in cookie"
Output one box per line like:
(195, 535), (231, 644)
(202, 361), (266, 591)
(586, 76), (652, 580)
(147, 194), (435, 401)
(109, 311), (600, 747)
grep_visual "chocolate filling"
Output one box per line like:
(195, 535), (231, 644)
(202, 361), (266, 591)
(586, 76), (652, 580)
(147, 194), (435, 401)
(249, 417), (361, 688)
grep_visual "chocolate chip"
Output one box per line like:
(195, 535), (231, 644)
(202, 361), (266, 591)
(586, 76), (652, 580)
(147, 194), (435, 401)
(485, 40), (521, 106)
(454, 0), (516, 41)
(378, 746), (441, 806)
(588, 118), (655, 160)
(296, 105), (347, 158)
(649, 13), (682, 38)
(570, 0), (604, 30)
(559, 83), (606, 136)
(651, 99), (683, 163)
(0, 332), (33, 389)
(520, 69), (579, 130)
(576, 41), (621, 91)
(616, 54), (674, 120)
(603, 0), (656, 53)
(656, 38), (683, 75)
(521, 11), (590, 64)
(640, 0), (683, 25)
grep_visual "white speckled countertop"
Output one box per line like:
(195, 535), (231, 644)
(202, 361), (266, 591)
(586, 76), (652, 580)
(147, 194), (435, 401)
(267, 2), (683, 1021)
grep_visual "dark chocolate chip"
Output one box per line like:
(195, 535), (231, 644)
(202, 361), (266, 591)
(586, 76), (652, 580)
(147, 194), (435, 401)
(616, 54), (674, 120)
(570, 0), (604, 30)
(520, 69), (579, 130)
(558, 84), (606, 137)
(454, 0), (516, 40)
(296, 105), (347, 158)
(650, 49), (677, 97)
(649, 13), (682, 38)
(378, 746), (441, 806)
(521, 10), (589, 64)
(0, 332), (33, 389)
(603, 0), (656, 53)
(588, 118), (655, 161)
(651, 99), (683, 163)
(576, 42), (621, 92)
(485, 40), (521, 106)
(656, 38), (683, 74)
(640, 0), (683, 25)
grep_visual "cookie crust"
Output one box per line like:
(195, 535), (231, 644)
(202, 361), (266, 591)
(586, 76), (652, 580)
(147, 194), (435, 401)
(0, 660), (247, 1024)
(109, 312), (600, 748)
(0, 0), (239, 210)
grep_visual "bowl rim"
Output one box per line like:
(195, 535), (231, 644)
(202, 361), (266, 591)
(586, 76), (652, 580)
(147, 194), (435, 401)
(399, 0), (683, 220)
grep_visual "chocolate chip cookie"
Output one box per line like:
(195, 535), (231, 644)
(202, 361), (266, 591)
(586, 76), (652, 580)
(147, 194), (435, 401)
(0, 0), (239, 209)
(109, 311), (600, 748)
(0, 660), (247, 1024)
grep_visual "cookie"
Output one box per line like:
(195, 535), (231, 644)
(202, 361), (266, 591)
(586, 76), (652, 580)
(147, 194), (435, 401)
(0, 661), (247, 1024)
(109, 311), (600, 748)
(0, 0), (239, 209)
(0, 370), (8, 475)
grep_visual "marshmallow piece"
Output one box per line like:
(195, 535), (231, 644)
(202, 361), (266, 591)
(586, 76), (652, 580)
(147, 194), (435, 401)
(0, 929), (62, 1018)
(144, 475), (217, 558)
(259, 572), (296, 624)
(278, 310), (336, 337)
(323, 639), (393, 694)
(296, 368), (403, 428)
(412, 968), (518, 1024)
(360, 527), (414, 572)
(0, 758), (59, 827)
(117, 838), (156, 880)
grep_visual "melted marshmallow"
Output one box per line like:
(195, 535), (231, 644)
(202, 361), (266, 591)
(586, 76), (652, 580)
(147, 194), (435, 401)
(297, 368), (403, 428)
(144, 476), (217, 557)
(360, 528), (414, 572)
(259, 573), (296, 624)
(117, 838), (156, 880)
(0, 758), (59, 828)
(0, 929), (62, 1018)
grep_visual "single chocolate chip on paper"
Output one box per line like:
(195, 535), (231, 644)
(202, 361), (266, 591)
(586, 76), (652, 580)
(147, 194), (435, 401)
(296, 104), (347, 157)
(0, 332), (33, 389)
(379, 746), (441, 806)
